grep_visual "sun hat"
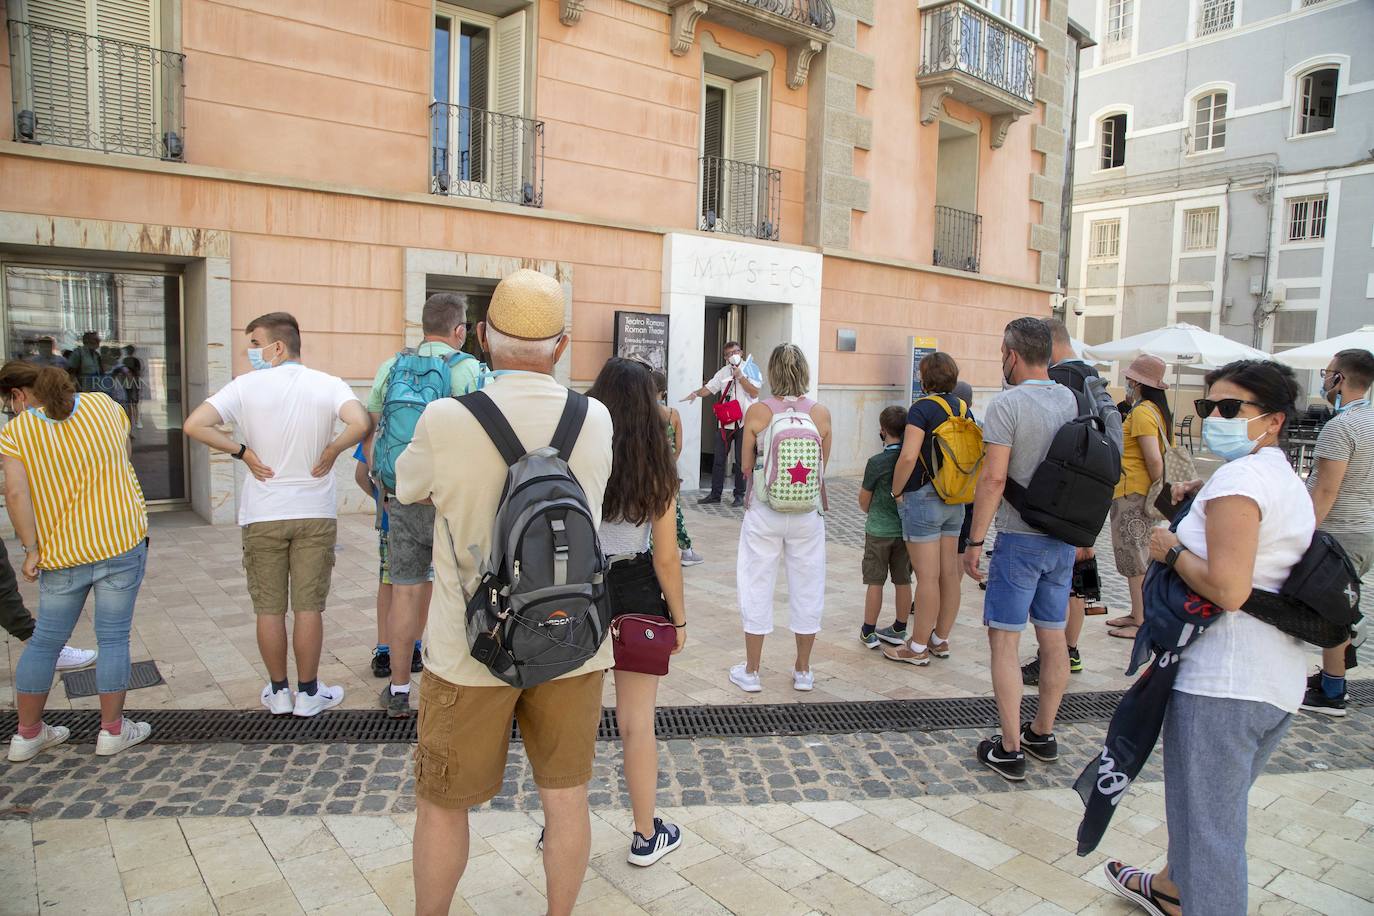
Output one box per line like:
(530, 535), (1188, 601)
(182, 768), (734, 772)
(1123, 354), (1169, 390)
(486, 269), (566, 341)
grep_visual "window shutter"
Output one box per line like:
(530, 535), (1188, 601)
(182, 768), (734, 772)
(94, 0), (157, 156)
(491, 9), (527, 202)
(703, 89), (724, 160)
(726, 76), (764, 235)
(28, 0), (94, 148)
(728, 76), (763, 165)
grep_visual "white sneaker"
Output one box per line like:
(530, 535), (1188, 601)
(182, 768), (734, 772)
(680, 549), (705, 567)
(261, 684), (294, 715)
(8, 723), (70, 762)
(95, 719), (151, 756)
(728, 663), (762, 693)
(54, 646), (97, 672)
(793, 669), (815, 692)
(293, 684), (345, 718)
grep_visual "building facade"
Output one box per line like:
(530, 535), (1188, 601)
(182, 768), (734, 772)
(1066, 0), (1373, 402)
(1, 0), (1072, 523)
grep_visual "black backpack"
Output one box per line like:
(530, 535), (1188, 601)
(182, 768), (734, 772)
(1004, 400), (1119, 548)
(457, 390), (612, 689)
(1242, 530), (1363, 648)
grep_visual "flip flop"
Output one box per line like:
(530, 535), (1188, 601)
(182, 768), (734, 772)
(1108, 625), (1140, 639)
(1105, 862), (1181, 916)
(1105, 616), (1136, 628)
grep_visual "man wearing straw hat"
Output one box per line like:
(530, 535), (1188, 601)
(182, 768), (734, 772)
(396, 269), (613, 916)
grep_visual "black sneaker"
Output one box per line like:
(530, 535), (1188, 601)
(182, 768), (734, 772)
(1300, 686), (1347, 717)
(1069, 647), (1083, 674)
(1306, 669), (1324, 692)
(411, 645), (424, 674)
(731, 496), (744, 508)
(1020, 723), (1059, 762)
(371, 648), (391, 679)
(976, 736), (1026, 781)
(1021, 657), (1041, 686)
(697, 494), (721, 505)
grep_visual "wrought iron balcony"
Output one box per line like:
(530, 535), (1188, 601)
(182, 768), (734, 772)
(699, 155), (781, 241)
(429, 102), (544, 207)
(736, 0), (835, 31)
(7, 20), (185, 160)
(668, 0), (832, 88)
(933, 205), (981, 273)
(916, 0), (1036, 148)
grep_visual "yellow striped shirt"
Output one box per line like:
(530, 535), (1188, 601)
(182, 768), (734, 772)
(0, 392), (148, 569)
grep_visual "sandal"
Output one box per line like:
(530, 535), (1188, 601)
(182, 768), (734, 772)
(1105, 862), (1181, 916)
(1106, 616), (1137, 628)
(1108, 625), (1140, 639)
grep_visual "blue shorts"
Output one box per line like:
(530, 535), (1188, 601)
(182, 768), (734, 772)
(983, 532), (1076, 632)
(900, 483), (965, 543)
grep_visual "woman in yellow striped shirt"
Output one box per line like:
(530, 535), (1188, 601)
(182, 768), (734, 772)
(1, 361), (151, 762)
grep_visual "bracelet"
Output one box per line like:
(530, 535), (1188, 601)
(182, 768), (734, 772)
(21, 543), (37, 554)
(673, 621), (686, 628)
(232, 443), (247, 460)
(967, 539), (985, 548)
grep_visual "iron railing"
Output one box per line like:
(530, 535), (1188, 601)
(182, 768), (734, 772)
(7, 20), (184, 160)
(933, 205), (981, 273)
(699, 155), (782, 241)
(736, 0), (836, 31)
(918, 0), (1035, 105)
(1196, 0), (1235, 35)
(429, 102), (544, 207)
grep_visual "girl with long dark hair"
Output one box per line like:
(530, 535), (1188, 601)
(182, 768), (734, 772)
(587, 358), (687, 866)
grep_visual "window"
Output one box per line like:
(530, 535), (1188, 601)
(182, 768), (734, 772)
(1089, 219), (1121, 259)
(1271, 310), (1318, 352)
(1191, 92), (1227, 152)
(1197, 0), (1235, 36)
(973, 0), (1037, 33)
(700, 73), (773, 238)
(1286, 195), (1328, 242)
(1102, 0), (1134, 62)
(1175, 310), (1212, 329)
(1099, 113), (1127, 169)
(1183, 207), (1219, 250)
(431, 4), (532, 203)
(1296, 68), (1338, 134)
(1082, 314), (1116, 346)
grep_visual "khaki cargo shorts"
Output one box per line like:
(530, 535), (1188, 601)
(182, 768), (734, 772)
(413, 668), (604, 809)
(241, 518), (338, 615)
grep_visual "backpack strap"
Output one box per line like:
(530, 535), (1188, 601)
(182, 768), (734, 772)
(550, 390), (589, 462)
(457, 390), (526, 467)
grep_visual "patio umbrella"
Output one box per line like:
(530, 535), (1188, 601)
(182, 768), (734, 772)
(1070, 337), (1110, 365)
(1273, 325), (1374, 370)
(1083, 323), (1270, 369)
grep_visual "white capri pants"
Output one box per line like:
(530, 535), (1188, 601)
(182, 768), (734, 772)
(736, 503), (826, 636)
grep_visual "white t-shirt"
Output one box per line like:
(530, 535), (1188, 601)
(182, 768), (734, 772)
(206, 363), (359, 526)
(1173, 446), (1315, 713)
(704, 361), (761, 429)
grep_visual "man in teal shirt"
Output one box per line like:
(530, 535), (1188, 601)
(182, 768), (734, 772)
(366, 293), (480, 717)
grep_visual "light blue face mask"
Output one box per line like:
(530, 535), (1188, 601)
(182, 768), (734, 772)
(247, 347), (272, 371)
(1201, 413), (1270, 462)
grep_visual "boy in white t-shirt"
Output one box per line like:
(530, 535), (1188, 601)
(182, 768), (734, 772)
(185, 313), (370, 718)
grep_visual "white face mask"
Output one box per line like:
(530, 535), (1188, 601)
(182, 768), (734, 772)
(728, 354), (742, 367)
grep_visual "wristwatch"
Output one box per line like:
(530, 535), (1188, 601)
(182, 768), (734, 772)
(967, 539), (985, 548)
(1165, 545), (1185, 569)
(232, 443), (247, 460)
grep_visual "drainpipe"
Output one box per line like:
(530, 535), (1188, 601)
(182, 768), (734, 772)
(1059, 19), (1095, 305)
(1250, 162), (1279, 349)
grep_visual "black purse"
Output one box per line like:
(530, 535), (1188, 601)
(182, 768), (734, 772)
(1241, 530), (1362, 648)
(605, 552), (670, 621)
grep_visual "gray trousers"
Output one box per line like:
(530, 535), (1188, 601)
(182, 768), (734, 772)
(1164, 691), (1292, 915)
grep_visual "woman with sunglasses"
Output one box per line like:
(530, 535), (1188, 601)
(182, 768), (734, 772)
(1106, 360), (1313, 916)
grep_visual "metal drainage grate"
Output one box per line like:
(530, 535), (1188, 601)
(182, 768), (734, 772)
(62, 660), (164, 699)
(7, 681), (1367, 745)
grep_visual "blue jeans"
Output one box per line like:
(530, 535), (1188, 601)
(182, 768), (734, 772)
(899, 483), (965, 543)
(15, 540), (148, 695)
(982, 532), (1075, 631)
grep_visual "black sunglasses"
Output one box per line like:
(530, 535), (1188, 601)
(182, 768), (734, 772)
(1195, 397), (1265, 420)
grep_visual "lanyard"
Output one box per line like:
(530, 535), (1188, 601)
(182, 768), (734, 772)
(1336, 398), (1369, 414)
(1020, 379), (1057, 387)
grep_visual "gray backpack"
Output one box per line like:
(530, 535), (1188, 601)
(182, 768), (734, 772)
(458, 390), (611, 688)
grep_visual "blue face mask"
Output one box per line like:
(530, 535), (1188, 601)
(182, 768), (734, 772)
(247, 347), (272, 371)
(1202, 413), (1270, 462)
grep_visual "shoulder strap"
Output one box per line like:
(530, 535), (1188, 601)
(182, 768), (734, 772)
(445, 351), (474, 367)
(919, 395), (957, 420)
(763, 397), (785, 413)
(456, 390), (526, 467)
(550, 390), (589, 462)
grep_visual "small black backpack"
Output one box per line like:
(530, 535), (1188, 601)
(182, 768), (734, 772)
(1004, 394), (1120, 548)
(457, 390), (612, 688)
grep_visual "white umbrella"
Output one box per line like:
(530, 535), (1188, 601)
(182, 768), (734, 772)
(1070, 337), (1110, 365)
(1083, 323), (1270, 369)
(1273, 325), (1374, 370)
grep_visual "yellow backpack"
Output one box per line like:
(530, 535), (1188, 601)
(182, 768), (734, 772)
(918, 396), (985, 505)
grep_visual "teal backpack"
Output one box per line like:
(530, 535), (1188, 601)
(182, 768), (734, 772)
(372, 349), (480, 491)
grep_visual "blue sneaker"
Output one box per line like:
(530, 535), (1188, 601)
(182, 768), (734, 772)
(859, 629), (880, 649)
(874, 624), (908, 646)
(628, 818), (682, 867)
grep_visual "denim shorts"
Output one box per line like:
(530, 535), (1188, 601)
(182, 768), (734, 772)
(983, 532), (1076, 632)
(899, 483), (965, 543)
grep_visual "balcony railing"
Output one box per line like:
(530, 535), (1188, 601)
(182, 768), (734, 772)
(699, 156), (782, 241)
(918, 0), (1035, 107)
(429, 102), (544, 207)
(7, 20), (185, 160)
(735, 0), (835, 31)
(933, 205), (981, 273)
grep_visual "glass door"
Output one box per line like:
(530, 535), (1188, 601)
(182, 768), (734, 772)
(2, 264), (186, 502)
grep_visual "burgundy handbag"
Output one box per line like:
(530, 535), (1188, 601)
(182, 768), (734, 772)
(610, 614), (676, 675)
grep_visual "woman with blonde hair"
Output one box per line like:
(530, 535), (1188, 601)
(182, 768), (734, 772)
(730, 344), (832, 693)
(1, 361), (150, 762)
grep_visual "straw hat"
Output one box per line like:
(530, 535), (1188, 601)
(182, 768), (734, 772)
(1123, 354), (1169, 390)
(486, 269), (566, 341)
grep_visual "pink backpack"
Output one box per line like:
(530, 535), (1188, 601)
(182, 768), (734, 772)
(748, 397), (827, 513)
